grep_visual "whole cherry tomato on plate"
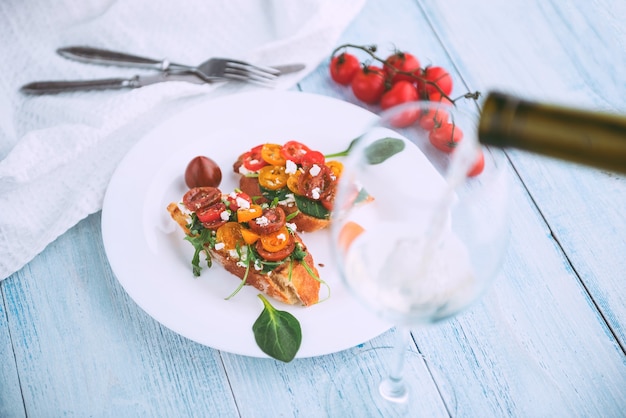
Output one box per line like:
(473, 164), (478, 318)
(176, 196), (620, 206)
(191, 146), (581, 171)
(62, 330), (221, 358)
(384, 52), (421, 83)
(428, 122), (463, 153)
(351, 65), (386, 104)
(329, 52), (360, 85)
(184, 156), (222, 189)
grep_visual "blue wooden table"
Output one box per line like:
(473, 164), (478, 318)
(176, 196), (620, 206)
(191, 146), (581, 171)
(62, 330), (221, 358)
(2, 0), (625, 416)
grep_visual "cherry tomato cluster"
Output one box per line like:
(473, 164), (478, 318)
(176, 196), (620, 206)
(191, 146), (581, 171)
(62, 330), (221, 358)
(329, 44), (484, 176)
(236, 141), (343, 211)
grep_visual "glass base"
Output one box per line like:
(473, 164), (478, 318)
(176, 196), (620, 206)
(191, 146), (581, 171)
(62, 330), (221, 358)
(327, 347), (456, 418)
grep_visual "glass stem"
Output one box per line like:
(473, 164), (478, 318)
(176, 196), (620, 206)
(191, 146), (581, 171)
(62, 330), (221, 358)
(379, 326), (410, 403)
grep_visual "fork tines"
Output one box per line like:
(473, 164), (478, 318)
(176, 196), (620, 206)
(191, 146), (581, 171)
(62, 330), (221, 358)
(224, 60), (279, 85)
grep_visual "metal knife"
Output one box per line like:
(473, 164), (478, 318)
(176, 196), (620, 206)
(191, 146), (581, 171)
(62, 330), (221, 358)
(57, 46), (306, 76)
(20, 71), (207, 94)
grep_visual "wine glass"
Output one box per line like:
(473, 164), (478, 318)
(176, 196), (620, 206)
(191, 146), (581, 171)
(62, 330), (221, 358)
(328, 99), (510, 416)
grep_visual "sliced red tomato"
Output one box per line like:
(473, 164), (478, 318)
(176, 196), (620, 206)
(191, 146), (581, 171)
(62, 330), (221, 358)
(237, 204), (263, 223)
(255, 236), (296, 262)
(226, 191), (252, 212)
(182, 187), (221, 212)
(241, 145), (268, 171)
(197, 202), (228, 229)
(261, 143), (287, 166)
(280, 140), (311, 164)
(329, 52), (360, 85)
(248, 206), (286, 235)
(428, 122), (464, 153)
(300, 150), (325, 167)
(298, 163), (334, 200)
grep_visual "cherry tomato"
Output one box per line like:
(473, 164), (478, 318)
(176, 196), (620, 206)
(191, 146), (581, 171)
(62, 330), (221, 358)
(261, 143), (287, 166)
(241, 145), (268, 172)
(258, 165), (288, 190)
(240, 228), (261, 245)
(380, 80), (420, 127)
(298, 163), (334, 200)
(255, 235), (295, 262)
(418, 108), (449, 131)
(320, 184), (336, 211)
(260, 226), (291, 252)
(184, 156), (222, 188)
(215, 222), (244, 250)
(329, 52), (360, 85)
(384, 52), (421, 83)
(280, 141), (311, 164)
(417, 66), (453, 96)
(467, 149), (485, 177)
(300, 150), (325, 167)
(426, 90), (453, 105)
(237, 204), (263, 223)
(351, 66), (386, 104)
(287, 170), (302, 194)
(248, 206), (286, 235)
(182, 187), (221, 212)
(226, 191), (252, 211)
(428, 122), (464, 153)
(326, 160), (343, 179)
(197, 202), (228, 229)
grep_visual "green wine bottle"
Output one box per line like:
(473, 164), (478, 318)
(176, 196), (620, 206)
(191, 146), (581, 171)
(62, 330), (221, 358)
(478, 92), (626, 174)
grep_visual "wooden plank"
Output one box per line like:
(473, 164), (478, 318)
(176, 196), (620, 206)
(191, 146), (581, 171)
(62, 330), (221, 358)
(0, 290), (26, 418)
(416, 0), (626, 347)
(4, 214), (239, 417)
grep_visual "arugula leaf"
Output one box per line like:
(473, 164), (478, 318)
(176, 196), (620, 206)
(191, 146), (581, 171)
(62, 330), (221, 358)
(252, 294), (302, 362)
(184, 228), (213, 276)
(294, 195), (329, 219)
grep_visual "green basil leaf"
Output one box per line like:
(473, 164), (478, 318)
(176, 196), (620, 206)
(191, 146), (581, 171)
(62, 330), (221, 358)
(252, 294), (302, 362)
(365, 137), (405, 165)
(260, 185), (290, 202)
(294, 195), (330, 219)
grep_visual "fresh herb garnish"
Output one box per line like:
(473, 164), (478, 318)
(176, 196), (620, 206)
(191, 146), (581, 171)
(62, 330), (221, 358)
(294, 195), (330, 219)
(325, 136), (405, 165)
(252, 294), (302, 362)
(184, 215), (214, 276)
(365, 137), (405, 164)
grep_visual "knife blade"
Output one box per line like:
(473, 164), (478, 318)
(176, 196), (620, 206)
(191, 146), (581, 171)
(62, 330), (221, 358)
(20, 72), (206, 95)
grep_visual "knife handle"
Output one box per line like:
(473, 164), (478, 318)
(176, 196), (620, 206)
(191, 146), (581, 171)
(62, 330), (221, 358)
(20, 77), (135, 94)
(57, 46), (186, 71)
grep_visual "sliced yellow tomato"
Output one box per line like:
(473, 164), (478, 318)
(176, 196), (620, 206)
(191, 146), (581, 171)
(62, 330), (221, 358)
(286, 169), (302, 194)
(326, 160), (344, 179)
(215, 222), (244, 250)
(240, 228), (261, 245)
(261, 143), (287, 166)
(237, 204), (263, 223)
(260, 226), (291, 252)
(258, 165), (288, 190)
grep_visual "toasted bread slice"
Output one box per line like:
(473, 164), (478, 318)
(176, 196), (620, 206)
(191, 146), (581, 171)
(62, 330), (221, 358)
(167, 201), (321, 306)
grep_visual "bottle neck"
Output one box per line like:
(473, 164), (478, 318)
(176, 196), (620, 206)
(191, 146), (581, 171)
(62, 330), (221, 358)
(478, 92), (626, 174)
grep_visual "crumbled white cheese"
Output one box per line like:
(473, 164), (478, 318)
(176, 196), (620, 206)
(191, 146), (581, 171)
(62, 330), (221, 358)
(255, 216), (269, 226)
(285, 160), (298, 174)
(286, 222), (297, 232)
(238, 165), (252, 175)
(254, 260), (263, 271)
(214, 242), (225, 251)
(276, 233), (286, 241)
(309, 164), (321, 176)
(236, 196), (250, 209)
(220, 210), (230, 221)
(279, 193), (296, 205)
(311, 187), (321, 199)
(229, 249), (239, 259)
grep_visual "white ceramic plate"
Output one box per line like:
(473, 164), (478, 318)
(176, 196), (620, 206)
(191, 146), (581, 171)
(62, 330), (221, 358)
(102, 90), (392, 358)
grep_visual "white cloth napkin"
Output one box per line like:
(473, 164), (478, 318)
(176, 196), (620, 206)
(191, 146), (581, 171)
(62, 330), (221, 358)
(0, 0), (365, 280)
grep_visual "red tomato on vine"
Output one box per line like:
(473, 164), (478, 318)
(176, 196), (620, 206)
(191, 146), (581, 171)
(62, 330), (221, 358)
(417, 66), (453, 96)
(329, 53), (360, 85)
(428, 122), (463, 153)
(384, 52), (421, 83)
(351, 66), (386, 104)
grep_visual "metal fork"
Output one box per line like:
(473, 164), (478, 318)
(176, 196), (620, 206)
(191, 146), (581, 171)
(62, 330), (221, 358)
(57, 46), (280, 85)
